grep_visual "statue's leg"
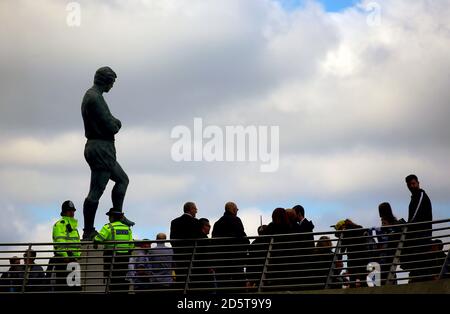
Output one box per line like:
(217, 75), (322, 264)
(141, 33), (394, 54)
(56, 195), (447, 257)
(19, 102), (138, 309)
(110, 162), (129, 212)
(110, 162), (134, 226)
(83, 170), (111, 237)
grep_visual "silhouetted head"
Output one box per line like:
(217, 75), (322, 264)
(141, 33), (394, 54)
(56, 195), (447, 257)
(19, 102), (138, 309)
(23, 249), (36, 264)
(257, 225), (268, 235)
(316, 236), (332, 249)
(431, 239), (444, 252)
(331, 219), (361, 237)
(378, 202), (397, 225)
(286, 208), (298, 225)
(272, 208), (289, 225)
(94, 66), (117, 93)
(183, 202), (198, 218)
(136, 239), (151, 248)
(9, 256), (20, 265)
(156, 233), (167, 241)
(199, 218), (211, 236)
(225, 202), (238, 216)
(293, 204), (305, 220)
(405, 174), (420, 194)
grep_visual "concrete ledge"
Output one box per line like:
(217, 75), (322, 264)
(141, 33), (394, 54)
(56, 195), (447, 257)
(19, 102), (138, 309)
(282, 279), (450, 294)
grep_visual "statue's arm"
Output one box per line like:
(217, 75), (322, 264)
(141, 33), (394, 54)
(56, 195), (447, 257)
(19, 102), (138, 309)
(91, 96), (121, 135)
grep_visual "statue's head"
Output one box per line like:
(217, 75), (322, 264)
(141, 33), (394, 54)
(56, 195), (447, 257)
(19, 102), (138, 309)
(94, 66), (117, 92)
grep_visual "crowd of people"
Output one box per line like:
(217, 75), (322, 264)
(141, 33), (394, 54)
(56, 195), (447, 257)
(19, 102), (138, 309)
(0, 174), (448, 292)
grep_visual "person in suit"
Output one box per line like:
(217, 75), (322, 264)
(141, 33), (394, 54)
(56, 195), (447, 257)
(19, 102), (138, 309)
(212, 202), (249, 290)
(293, 204), (316, 285)
(293, 205), (315, 249)
(170, 202), (202, 285)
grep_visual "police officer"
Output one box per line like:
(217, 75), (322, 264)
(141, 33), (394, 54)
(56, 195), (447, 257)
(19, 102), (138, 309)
(94, 208), (134, 292)
(48, 200), (81, 291)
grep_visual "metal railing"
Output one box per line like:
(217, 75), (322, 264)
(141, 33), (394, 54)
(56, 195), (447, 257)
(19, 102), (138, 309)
(0, 219), (448, 294)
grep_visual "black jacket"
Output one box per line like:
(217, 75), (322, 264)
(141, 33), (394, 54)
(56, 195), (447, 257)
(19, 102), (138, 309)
(212, 212), (248, 241)
(170, 214), (202, 279)
(407, 189), (433, 251)
(191, 234), (216, 288)
(297, 218), (315, 248)
(298, 218), (314, 233)
(170, 214), (201, 241)
(408, 189), (432, 224)
(340, 223), (372, 283)
(211, 212), (249, 274)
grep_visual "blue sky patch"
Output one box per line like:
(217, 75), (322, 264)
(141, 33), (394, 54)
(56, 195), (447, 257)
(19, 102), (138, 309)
(279, 0), (358, 12)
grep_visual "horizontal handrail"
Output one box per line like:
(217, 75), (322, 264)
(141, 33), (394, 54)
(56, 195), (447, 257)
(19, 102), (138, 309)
(0, 219), (448, 294)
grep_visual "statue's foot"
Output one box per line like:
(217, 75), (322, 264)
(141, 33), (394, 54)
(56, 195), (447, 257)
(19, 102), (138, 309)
(121, 215), (135, 227)
(82, 229), (98, 241)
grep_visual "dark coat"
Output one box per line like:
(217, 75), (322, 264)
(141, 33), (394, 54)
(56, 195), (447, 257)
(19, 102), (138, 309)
(264, 222), (292, 258)
(340, 223), (371, 285)
(170, 213), (201, 241)
(408, 189), (432, 224)
(191, 234), (216, 289)
(404, 189), (433, 277)
(170, 214), (202, 280)
(246, 236), (271, 285)
(211, 212), (249, 286)
(263, 222), (295, 286)
(212, 212), (248, 240)
(297, 218), (315, 251)
(298, 218), (314, 235)
(310, 247), (340, 289)
(0, 265), (24, 292)
(287, 218), (316, 285)
(25, 265), (47, 292)
(408, 189), (433, 241)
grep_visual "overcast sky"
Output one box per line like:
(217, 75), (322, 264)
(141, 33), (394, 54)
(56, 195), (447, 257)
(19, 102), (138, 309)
(0, 0), (449, 244)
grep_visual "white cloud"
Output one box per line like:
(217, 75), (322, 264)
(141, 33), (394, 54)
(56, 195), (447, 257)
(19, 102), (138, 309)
(0, 133), (84, 169)
(0, 0), (449, 245)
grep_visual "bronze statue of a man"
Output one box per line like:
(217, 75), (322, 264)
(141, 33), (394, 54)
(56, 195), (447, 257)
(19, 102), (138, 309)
(81, 66), (134, 240)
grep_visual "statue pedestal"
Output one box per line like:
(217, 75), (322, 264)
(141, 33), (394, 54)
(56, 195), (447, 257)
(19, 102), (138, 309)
(80, 243), (105, 293)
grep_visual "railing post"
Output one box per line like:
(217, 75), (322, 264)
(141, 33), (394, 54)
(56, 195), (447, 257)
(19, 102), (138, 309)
(81, 242), (105, 293)
(439, 248), (450, 280)
(325, 234), (342, 289)
(184, 240), (197, 294)
(105, 243), (116, 293)
(21, 244), (32, 294)
(386, 225), (408, 285)
(258, 237), (274, 293)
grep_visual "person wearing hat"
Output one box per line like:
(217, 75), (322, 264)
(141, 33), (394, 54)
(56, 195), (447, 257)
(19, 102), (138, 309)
(53, 200), (81, 258)
(48, 200), (81, 291)
(81, 66), (135, 241)
(94, 208), (134, 292)
(331, 219), (373, 288)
